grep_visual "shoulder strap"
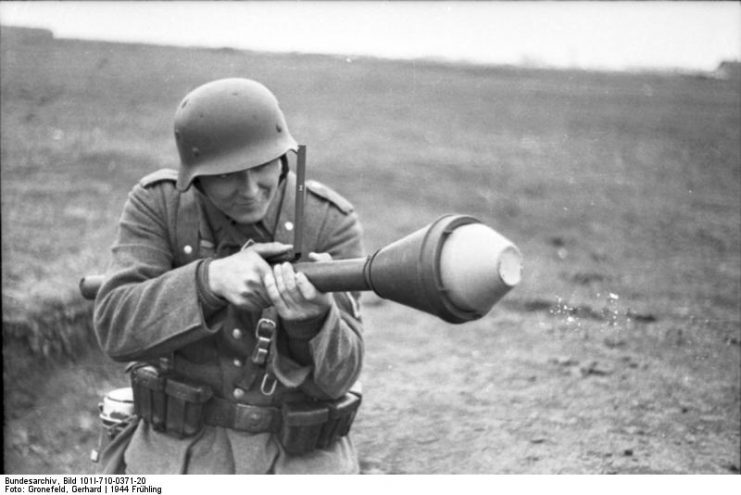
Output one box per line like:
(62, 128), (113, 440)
(306, 179), (354, 215)
(172, 187), (201, 267)
(136, 168), (199, 267)
(139, 168), (179, 188)
(273, 172), (297, 245)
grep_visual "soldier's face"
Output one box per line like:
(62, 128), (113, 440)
(199, 158), (282, 224)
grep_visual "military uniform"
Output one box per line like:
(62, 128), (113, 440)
(93, 168), (365, 474)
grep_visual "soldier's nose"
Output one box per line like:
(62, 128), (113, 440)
(239, 171), (259, 196)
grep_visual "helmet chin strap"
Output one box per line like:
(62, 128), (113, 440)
(279, 154), (290, 180)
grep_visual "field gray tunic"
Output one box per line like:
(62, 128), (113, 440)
(94, 169), (365, 474)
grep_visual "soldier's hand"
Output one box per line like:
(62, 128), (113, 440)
(208, 242), (293, 311)
(263, 252), (333, 323)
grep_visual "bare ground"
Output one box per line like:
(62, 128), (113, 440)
(4, 293), (739, 474)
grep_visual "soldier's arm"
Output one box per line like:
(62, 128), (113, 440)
(93, 181), (218, 362)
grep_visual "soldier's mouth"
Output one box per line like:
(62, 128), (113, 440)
(234, 194), (265, 207)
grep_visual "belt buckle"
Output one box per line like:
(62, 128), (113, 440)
(233, 404), (273, 432)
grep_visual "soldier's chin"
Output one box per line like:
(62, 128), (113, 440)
(228, 203), (268, 225)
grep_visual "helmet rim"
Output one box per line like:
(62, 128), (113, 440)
(173, 78), (298, 190)
(176, 132), (298, 190)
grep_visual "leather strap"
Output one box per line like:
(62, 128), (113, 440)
(203, 397), (282, 434)
(172, 186), (201, 267)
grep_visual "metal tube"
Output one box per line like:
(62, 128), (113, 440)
(79, 258), (373, 301)
(292, 258), (371, 293)
(294, 145), (307, 261)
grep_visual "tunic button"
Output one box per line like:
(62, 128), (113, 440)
(233, 388), (245, 400)
(232, 328), (243, 340)
(233, 358), (243, 368)
(183, 245), (193, 255)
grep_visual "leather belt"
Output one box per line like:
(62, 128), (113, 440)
(203, 397), (281, 434)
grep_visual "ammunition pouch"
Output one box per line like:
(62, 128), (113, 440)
(130, 365), (212, 438)
(129, 365), (361, 454)
(281, 392), (361, 455)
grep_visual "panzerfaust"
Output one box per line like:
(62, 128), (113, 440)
(291, 214), (520, 323)
(80, 214), (522, 323)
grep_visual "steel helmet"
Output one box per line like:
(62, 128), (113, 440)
(173, 78), (298, 190)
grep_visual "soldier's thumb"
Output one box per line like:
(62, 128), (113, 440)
(251, 242), (293, 258)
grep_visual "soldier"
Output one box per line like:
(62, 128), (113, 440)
(93, 78), (365, 474)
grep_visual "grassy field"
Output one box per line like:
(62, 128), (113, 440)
(2, 26), (739, 474)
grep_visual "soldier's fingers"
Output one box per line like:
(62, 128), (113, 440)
(280, 263), (299, 294)
(295, 272), (318, 300)
(255, 289), (272, 308)
(238, 290), (262, 308)
(263, 273), (288, 311)
(232, 249), (271, 277)
(273, 263), (300, 306)
(244, 278), (271, 307)
(272, 264), (287, 296)
(235, 290), (264, 311)
(251, 242), (293, 259)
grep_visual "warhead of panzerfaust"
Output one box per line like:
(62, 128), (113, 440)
(293, 214), (523, 323)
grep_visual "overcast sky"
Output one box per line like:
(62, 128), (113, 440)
(1, 1), (739, 71)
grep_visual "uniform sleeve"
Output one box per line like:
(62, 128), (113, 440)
(93, 182), (217, 362)
(271, 205), (366, 400)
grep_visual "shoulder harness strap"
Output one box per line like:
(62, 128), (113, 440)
(173, 187), (201, 267)
(273, 172), (297, 246)
(139, 168), (201, 268)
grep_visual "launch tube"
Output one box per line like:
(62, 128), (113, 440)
(292, 258), (370, 293)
